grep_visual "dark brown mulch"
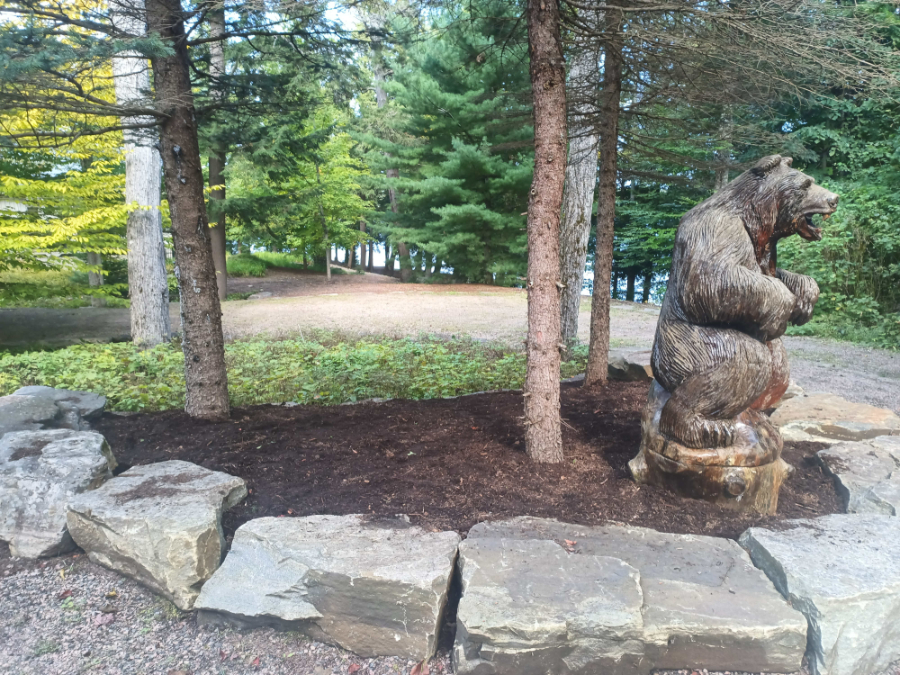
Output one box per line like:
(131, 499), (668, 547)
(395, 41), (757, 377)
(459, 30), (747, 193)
(93, 381), (841, 541)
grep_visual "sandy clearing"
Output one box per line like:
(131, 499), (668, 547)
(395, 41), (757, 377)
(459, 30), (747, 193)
(0, 277), (897, 414)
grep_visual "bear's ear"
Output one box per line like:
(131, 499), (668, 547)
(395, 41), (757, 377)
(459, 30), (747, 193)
(751, 155), (784, 177)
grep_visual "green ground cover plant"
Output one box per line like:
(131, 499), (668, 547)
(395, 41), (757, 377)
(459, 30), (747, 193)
(0, 269), (129, 308)
(0, 333), (588, 412)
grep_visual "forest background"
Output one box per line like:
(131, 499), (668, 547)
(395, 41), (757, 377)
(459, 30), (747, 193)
(1, 0), (898, 411)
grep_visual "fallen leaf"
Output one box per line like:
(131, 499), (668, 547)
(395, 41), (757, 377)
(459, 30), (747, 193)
(220, 650), (229, 661)
(167, 671), (191, 675)
(58, 589), (73, 600)
(411, 660), (430, 675)
(348, 664), (361, 674)
(564, 540), (577, 547)
(251, 656), (260, 667)
(106, 590), (118, 598)
(93, 613), (115, 627)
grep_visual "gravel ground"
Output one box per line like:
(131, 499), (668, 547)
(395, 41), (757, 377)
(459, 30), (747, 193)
(0, 549), (450, 675)
(3, 550), (899, 675)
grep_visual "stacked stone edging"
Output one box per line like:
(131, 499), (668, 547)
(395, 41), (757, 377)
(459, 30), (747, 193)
(741, 514), (900, 675)
(67, 460), (247, 610)
(453, 517), (807, 675)
(0, 428), (116, 557)
(195, 515), (460, 661)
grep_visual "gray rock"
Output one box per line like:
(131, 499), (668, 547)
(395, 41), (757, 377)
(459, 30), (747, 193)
(0, 394), (60, 438)
(66, 460), (247, 610)
(608, 349), (653, 382)
(740, 514), (900, 675)
(772, 394), (900, 442)
(195, 515), (461, 660)
(0, 429), (115, 558)
(818, 436), (900, 515)
(455, 517), (806, 675)
(13, 386), (106, 426)
(772, 379), (804, 408)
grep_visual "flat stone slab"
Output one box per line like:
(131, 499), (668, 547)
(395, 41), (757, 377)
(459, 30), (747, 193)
(67, 460), (246, 610)
(608, 349), (653, 382)
(771, 394), (900, 442)
(740, 514), (900, 675)
(196, 515), (461, 660)
(818, 436), (900, 515)
(0, 429), (115, 558)
(454, 517), (806, 675)
(13, 386), (106, 424)
(0, 394), (61, 438)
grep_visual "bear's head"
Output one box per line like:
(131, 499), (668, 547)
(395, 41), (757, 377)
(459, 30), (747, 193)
(728, 154), (839, 274)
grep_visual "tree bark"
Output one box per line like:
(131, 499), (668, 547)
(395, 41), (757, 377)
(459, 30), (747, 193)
(585, 28), (623, 387)
(316, 164), (331, 282)
(359, 221), (367, 269)
(110, 0), (171, 347)
(641, 272), (652, 303)
(559, 28), (601, 353)
(367, 241), (374, 271)
(207, 1), (227, 301)
(524, 0), (566, 464)
(87, 252), (106, 307)
(146, 0), (229, 420)
(625, 270), (636, 302)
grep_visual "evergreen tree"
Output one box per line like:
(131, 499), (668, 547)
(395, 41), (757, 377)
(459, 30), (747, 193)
(358, 0), (533, 285)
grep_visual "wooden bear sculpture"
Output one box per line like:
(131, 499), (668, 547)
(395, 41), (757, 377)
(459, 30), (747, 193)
(629, 155), (838, 514)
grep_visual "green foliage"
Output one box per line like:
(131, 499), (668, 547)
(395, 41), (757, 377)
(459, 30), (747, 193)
(0, 335), (587, 412)
(356, 0), (532, 285)
(0, 267), (128, 308)
(226, 254), (269, 278)
(225, 252), (345, 278)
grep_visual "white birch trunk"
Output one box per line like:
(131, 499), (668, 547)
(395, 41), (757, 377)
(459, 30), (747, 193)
(111, 1), (171, 347)
(559, 38), (601, 350)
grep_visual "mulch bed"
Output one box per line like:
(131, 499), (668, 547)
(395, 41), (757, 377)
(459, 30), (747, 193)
(94, 381), (842, 542)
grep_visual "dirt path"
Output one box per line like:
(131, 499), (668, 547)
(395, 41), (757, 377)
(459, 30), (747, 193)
(1, 268), (897, 413)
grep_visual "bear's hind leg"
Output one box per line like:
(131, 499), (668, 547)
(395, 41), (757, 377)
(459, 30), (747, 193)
(658, 333), (771, 449)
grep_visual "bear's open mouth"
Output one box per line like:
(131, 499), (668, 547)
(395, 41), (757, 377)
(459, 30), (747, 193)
(799, 209), (833, 241)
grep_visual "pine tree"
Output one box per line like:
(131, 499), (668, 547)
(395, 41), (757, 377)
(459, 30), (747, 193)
(358, 0), (533, 285)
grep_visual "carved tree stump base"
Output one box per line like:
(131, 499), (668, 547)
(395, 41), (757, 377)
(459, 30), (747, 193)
(629, 381), (793, 515)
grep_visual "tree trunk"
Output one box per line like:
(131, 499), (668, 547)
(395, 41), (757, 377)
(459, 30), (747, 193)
(110, 0), (171, 347)
(641, 272), (652, 303)
(367, 241), (374, 271)
(359, 221), (367, 269)
(207, 1), (227, 302)
(316, 165), (331, 282)
(87, 252), (103, 288)
(524, 0), (566, 464)
(585, 28), (623, 387)
(559, 29), (601, 353)
(146, 0), (228, 420)
(87, 252), (106, 307)
(714, 105), (734, 192)
(625, 270), (636, 302)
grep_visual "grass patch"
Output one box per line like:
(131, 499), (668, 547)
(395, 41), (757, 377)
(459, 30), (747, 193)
(786, 313), (900, 351)
(226, 253), (269, 277)
(226, 252), (348, 278)
(0, 333), (587, 412)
